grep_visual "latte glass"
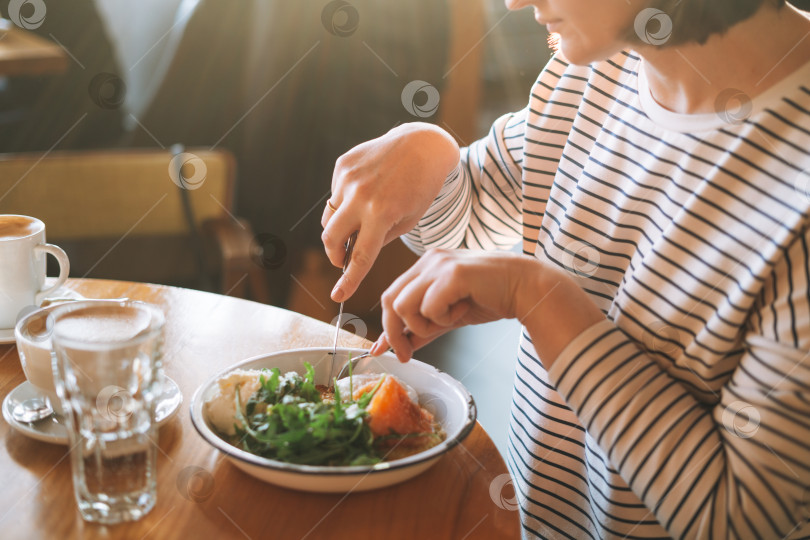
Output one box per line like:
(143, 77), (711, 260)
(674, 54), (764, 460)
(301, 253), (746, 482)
(49, 300), (165, 524)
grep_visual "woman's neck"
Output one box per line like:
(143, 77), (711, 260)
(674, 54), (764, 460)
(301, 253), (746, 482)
(639, 4), (810, 115)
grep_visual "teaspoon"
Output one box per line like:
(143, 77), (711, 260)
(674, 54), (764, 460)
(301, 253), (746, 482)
(12, 397), (54, 423)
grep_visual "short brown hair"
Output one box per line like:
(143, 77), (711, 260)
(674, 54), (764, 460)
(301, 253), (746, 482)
(632, 0), (786, 46)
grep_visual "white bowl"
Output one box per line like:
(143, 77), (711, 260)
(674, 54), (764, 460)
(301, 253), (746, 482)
(189, 347), (477, 493)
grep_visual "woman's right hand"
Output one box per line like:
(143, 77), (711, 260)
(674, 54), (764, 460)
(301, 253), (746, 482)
(321, 122), (460, 303)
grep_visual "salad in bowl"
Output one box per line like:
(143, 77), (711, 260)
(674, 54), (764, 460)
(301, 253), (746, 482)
(190, 347), (476, 492)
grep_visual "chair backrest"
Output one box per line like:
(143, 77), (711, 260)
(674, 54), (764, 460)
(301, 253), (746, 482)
(0, 148), (235, 240)
(439, 0), (486, 144)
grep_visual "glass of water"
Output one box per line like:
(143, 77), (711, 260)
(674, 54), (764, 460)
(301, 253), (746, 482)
(49, 299), (165, 524)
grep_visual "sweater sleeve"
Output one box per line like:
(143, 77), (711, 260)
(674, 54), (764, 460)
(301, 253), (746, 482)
(546, 227), (810, 539)
(402, 106), (527, 254)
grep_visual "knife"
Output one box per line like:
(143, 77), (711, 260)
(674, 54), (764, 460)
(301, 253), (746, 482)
(330, 232), (358, 375)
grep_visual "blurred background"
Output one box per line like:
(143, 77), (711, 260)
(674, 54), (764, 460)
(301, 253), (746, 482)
(0, 0), (547, 312)
(0, 0), (553, 454)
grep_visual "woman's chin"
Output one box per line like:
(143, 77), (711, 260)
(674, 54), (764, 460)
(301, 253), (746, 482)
(554, 38), (621, 66)
(555, 40), (588, 65)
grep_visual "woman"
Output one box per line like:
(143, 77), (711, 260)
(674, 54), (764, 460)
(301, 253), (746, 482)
(321, 1), (810, 537)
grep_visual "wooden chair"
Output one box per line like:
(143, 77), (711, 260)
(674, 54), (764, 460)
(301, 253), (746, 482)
(0, 148), (269, 302)
(439, 0), (487, 145)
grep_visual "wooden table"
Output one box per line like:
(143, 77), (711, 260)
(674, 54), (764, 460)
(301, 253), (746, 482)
(0, 21), (68, 76)
(0, 279), (520, 539)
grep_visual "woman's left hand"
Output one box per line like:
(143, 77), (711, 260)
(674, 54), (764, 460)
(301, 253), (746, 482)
(372, 249), (605, 364)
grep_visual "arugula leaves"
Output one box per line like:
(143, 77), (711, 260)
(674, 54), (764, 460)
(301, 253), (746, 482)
(232, 362), (382, 466)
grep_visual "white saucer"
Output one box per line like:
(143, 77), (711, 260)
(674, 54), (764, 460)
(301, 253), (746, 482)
(0, 327), (13, 345)
(0, 287), (87, 345)
(2, 376), (183, 445)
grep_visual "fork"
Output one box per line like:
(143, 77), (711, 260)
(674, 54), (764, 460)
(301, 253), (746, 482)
(334, 347), (393, 381)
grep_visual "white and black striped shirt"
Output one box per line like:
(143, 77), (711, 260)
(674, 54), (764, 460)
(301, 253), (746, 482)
(403, 51), (810, 539)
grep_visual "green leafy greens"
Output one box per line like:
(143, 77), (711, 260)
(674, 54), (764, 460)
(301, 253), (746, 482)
(231, 362), (383, 466)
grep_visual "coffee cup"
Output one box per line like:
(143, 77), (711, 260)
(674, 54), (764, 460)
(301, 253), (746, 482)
(0, 215), (70, 329)
(14, 304), (63, 414)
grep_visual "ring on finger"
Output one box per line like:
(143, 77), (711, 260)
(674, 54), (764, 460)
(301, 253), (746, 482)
(326, 199), (338, 212)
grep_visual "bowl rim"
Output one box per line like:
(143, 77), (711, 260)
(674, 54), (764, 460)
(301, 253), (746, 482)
(189, 346), (477, 476)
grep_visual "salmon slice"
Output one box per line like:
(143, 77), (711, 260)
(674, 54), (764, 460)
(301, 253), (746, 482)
(357, 376), (435, 441)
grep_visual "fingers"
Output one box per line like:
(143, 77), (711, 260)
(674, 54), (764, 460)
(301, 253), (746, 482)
(425, 298), (472, 328)
(331, 230), (385, 302)
(380, 298), (413, 363)
(421, 275), (471, 326)
(382, 251), (463, 330)
(379, 254), (457, 361)
(321, 203), (355, 268)
(378, 250), (497, 363)
(320, 196), (339, 229)
(391, 277), (444, 336)
(321, 190), (388, 302)
(370, 330), (446, 363)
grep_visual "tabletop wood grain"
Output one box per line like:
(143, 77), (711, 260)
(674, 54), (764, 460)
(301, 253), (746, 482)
(0, 279), (520, 539)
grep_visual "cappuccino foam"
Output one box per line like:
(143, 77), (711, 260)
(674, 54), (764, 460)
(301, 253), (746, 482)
(0, 215), (40, 240)
(54, 305), (152, 344)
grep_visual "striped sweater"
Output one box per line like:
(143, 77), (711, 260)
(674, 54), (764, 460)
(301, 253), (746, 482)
(403, 51), (810, 539)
